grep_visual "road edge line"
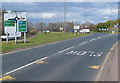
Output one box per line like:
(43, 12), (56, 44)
(95, 40), (119, 81)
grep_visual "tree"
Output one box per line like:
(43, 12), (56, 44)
(0, 10), (5, 35)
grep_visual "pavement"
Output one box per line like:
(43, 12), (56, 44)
(96, 40), (119, 81)
(0, 33), (119, 82)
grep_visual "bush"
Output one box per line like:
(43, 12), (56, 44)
(27, 29), (39, 37)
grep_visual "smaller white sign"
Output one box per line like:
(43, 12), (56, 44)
(60, 27), (64, 31)
(74, 26), (80, 30)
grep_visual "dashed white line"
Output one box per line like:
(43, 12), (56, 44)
(97, 37), (102, 39)
(5, 57), (48, 75)
(89, 38), (96, 41)
(79, 41), (88, 45)
(58, 46), (74, 53)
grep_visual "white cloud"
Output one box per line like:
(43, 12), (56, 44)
(104, 16), (110, 19)
(28, 12), (57, 19)
(97, 8), (118, 16)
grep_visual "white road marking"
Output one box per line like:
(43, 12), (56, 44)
(97, 37), (102, 39)
(66, 51), (78, 55)
(58, 46), (74, 53)
(73, 51), (78, 54)
(66, 51), (74, 54)
(60, 35), (110, 54)
(89, 52), (102, 57)
(89, 38), (96, 41)
(5, 57), (48, 75)
(89, 52), (95, 56)
(79, 41), (88, 45)
(66, 50), (103, 57)
(76, 51), (87, 56)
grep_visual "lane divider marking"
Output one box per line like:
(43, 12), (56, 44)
(5, 57), (48, 75)
(58, 34), (113, 54)
(89, 38), (96, 42)
(58, 46), (74, 53)
(79, 41), (88, 45)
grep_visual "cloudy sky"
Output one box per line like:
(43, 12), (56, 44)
(1, 1), (119, 24)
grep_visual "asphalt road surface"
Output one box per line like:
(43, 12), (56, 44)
(1, 33), (119, 81)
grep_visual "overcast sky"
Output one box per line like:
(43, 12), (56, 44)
(1, 1), (119, 24)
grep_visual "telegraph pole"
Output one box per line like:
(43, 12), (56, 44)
(64, 0), (66, 36)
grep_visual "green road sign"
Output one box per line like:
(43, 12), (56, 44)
(4, 20), (15, 27)
(18, 21), (27, 32)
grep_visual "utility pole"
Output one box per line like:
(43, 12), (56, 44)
(83, 8), (85, 25)
(42, 14), (46, 35)
(110, 5), (113, 33)
(2, 10), (4, 35)
(64, 0), (66, 36)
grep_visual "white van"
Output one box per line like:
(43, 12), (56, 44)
(79, 29), (90, 34)
(1, 32), (21, 40)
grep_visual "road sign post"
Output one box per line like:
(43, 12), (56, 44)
(14, 15), (19, 44)
(6, 32), (9, 43)
(24, 32), (26, 43)
(4, 11), (27, 44)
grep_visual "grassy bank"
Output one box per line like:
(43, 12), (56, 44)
(2, 32), (89, 52)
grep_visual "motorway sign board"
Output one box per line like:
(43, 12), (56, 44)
(4, 12), (27, 33)
(18, 21), (27, 32)
(4, 20), (15, 27)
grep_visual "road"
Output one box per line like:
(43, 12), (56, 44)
(1, 33), (119, 81)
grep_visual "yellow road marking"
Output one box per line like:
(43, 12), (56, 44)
(36, 61), (48, 64)
(0, 75), (15, 81)
(89, 65), (100, 69)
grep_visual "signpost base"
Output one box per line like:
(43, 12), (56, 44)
(24, 32), (26, 43)
(6, 33), (9, 43)
(15, 32), (17, 44)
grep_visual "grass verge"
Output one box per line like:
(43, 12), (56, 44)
(2, 32), (89, 52)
